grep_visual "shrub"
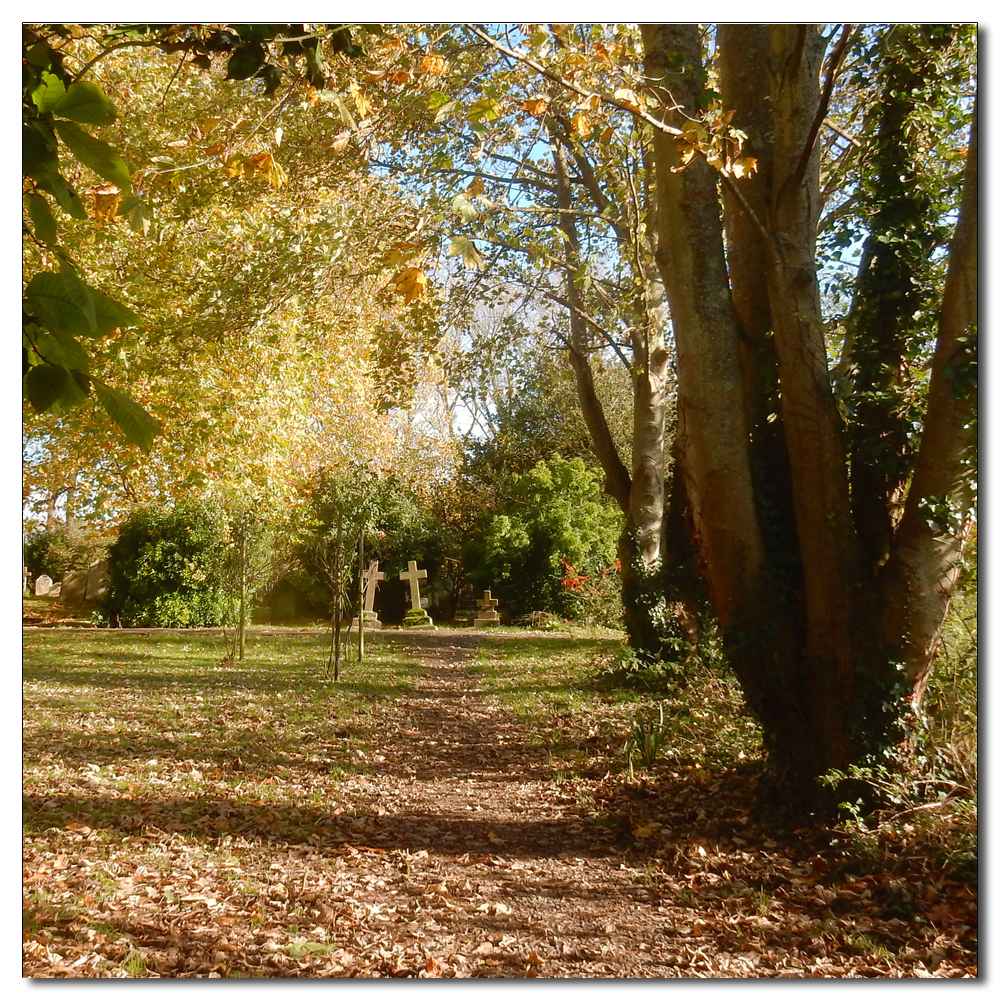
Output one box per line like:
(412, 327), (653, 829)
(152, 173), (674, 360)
(464, 456), (621, 620)
(22, 523), (110, 584)
(100, 501), (228, 627)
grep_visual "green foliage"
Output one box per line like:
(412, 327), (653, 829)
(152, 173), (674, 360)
(22, 523), (110, 583)
(625, 704), (669, 770)
(22, 29), (159, 449)
(464, 456), (620, 619)
(100, 501), (229, 627)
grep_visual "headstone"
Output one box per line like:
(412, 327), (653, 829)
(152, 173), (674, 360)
(474, 589), (501, 627)
(352, 561), (385, 630)
(48, 582), (61, 597)
(85, 560), (109, 602)
(399, 560), (435, 629)
(61, 569), (88, 602)
(34, 574), (52, 597)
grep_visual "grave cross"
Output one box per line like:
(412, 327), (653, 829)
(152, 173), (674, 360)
(399, 560), (428, 610)
(477, 591), (499, 614)
(362, 561), (385, 613)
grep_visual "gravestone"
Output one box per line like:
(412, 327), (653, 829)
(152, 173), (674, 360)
(474, 590), (501, 627)
(48, 582), (61, 597)
(60, 569), (88, 602)
(85, 560), (109, 602)
(352, 561), (385, 630)
(34, 574), (53, 597)
(399, 559), (435, 629)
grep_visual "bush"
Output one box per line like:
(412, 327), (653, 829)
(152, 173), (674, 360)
(22, 523), (110, 584)
(100, 501), (228, 627)
(464, 456), (621, 620)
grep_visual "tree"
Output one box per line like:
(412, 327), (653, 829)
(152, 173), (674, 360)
(23, 23), (449, 525)
(638, 23), (976, 800)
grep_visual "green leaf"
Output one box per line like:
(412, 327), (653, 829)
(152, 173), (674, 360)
(26, 42), (53, 70)
(91, 289), (142, 336)
(53, 120), (132, 192)
(25, 271), (95, 338)
(451, 194), (479, 222)
(58, 262), (98, 333)
(32, 329), (90, 372)
(24, 363), (71, 413)
(92, 379), (161, 451)
(31, 71), (67, 113)
(52, 80), (117, 126)
(447, 236), (484, 269)
(38, 172), (89, 220)
(50, 370), (92, 414)
(118, 195), (152, 235)
(24, 192), (58, 245)
(433, 99), (461, 123)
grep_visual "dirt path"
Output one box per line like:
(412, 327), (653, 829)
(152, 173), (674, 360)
(293, 631), (711, 978)
(24, 629), (977, 978)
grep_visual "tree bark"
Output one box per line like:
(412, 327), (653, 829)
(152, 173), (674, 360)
(640, 23), (765, 627)
(880, 94), (978, 704)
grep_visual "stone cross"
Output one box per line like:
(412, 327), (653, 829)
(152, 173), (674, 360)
(34, 574), (53, 597)
(475, 589), (501, 626)
(399, 560), (428, 610)
(362, 561), (385, 613)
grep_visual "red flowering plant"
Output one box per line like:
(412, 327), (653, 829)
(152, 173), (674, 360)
(560, 558), (623, 628)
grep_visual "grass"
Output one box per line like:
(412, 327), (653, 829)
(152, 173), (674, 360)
(23, 627), (423, 845)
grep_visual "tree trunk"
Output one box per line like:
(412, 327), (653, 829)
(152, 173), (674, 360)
(640, 23), (765, 628)
(880, 94), (978, 705)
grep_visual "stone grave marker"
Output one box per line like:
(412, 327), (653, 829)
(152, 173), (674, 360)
(474, 590), (501, 627)
(85, 561), (109, 601)
(399, 559), (435, 629)
(34, 574), (53, 597)
(48, 582), (61, 597)
(60, 569), (88, 602)
(352, 561), (385, 630)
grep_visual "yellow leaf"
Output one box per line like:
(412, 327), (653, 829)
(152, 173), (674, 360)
(465, 175), (484, 196)
(91, 183), (120, 223)
(575, 94), (601, 113)
(223, 154), (248, 179)
(731, 156), (758, 179)
(600, 126), (615, 143)
(682, 120), (710, 144)
(570, 112), (593, 138)
(519, 97), (548, 118)
(392, 267), (428, 305)
(420, 54), (448, 76)
(325, 132), (351, 154)
(390, 69), (413, 86)
(614, 87), (643, 112)
(349, 82), (374, 119)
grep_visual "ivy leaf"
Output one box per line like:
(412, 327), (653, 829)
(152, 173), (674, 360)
(51, 80), (117, 126)
(53, 120), (132, 192)
(92, 379), (161, 452)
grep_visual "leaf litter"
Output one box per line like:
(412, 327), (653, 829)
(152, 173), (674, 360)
(23, 629), (976, 978)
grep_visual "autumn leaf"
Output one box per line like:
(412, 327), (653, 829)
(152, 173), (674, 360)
(420, 54), (448, 76)
(570, 113), (593, 138)
(349, 82), (374, 119)
(391, 267), (428, 304)
(613, 88), (644, 112)
(90, 183), (121, 223)
(519, 97), (548, 118)
(731, 156), (758, 179)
